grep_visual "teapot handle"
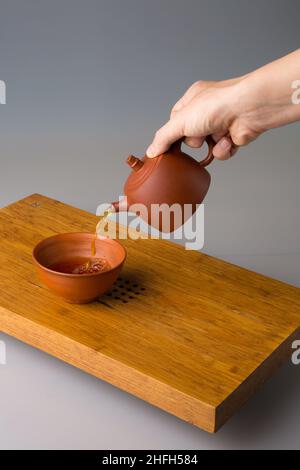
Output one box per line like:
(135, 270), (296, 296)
(198, 136), (215, 167)
(172, 136), (215, 167)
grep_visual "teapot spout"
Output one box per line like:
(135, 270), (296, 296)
(111, 197), (129, 213)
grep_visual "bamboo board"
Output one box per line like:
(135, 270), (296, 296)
(0, 194), (299, 432)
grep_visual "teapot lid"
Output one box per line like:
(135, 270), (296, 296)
(125, 153), (163, 190)
(124, 136), (214, 191)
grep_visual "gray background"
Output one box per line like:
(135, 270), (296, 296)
(0, 0), (299, 449)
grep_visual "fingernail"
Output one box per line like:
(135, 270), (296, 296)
(219, 137), (231, 150)
(146, 145), (155, 158)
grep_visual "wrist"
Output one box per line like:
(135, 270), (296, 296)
(234, 67), (300, 132)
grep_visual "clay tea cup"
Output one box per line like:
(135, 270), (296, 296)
(33, 233), (126, 303)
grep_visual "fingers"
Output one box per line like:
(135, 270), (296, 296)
(171, 78), (240, 116)
(171, 80), (216, 116)
(184, 136), (205, 148)
(212, 132), (225, 142)
(147, 123), (239, 160)
(171, 81), (203, 115)
(212, 136), (238, 160)
(146, 78), (244, 160)
(147, 80), (215, 158)
(146, 115), (184, 158)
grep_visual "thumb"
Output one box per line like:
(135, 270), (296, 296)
(146, 115), (184, 158)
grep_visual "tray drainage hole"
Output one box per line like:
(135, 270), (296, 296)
(129, 296), (134, 299)
(122, 300), (128, 303)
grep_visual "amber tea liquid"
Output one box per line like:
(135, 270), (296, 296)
(90, 207), (113, 259)
(48, 208), (113, 275)
(49, 257), (110, 275)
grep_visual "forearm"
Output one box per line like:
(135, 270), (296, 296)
(235, 49), (300, 133)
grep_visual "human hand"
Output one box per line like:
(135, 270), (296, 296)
(146, 50), (300, 160)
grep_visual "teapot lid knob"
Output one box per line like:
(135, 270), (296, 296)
(126, 155), (144, 172)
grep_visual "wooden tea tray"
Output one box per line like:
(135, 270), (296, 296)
(0, 194), (299, 432)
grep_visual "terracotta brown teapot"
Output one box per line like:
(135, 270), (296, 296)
(112, 136), (215, 232)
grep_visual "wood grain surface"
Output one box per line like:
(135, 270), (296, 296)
(0, 194), (299, 432)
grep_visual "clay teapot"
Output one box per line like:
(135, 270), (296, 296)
(112, 136), (214, 232)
